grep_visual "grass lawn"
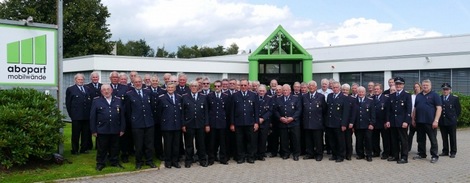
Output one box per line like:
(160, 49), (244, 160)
(0, 123), (159, 183)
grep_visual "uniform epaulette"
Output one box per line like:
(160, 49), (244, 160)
(292, 94), (298, 97)
(367, 97), (373, 100)
(126, 90), (133, 93)
(222, 92), (228, 95)
(176, 93), (182, 97)
(114, 96), (121, 99)
(384, 94), (390, 97)
(182, 93), (189, 96)
(93, 96), (100, 99)
(404, 91), (410, 93)
(158, 94), (165, 98)
(200, 93), (207, 96)
(266, 95), (272, 98)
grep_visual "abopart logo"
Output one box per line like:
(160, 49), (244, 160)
(6, 35), (48, 80)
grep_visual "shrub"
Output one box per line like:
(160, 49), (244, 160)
(455, 92), (470, 127)
(0, 88), (65, 169)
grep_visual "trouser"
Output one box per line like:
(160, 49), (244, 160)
(372, 128), (391, 157)
(327, 127), (345, 160)
(154, 125), (164, 159)
(408, 125), (417, 152)
(280, 126), (301, 157)
(208, 128), (227, 162)
(439, 125), (457, 155)
(304, 129), (324, 157)
(71, 120), (91, 153)
(96, 134), (120, 166)
(390, 127), (408, 160)
(162, 130), (181, 164)
(132, 127), (155, 164)
(267, 124), (280, 156)
(226, 129), (237, 159)
(344, 128), (353, 158)
(416, 123), (439, 158)
(355, 129), (373, 157)
(235, 125), (256, 160)
(120, 127), (133, 160)
(257, 127), (270, 158)
(184, 128), (207, 164)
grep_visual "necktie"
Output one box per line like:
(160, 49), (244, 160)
(285, 97), (288, 102)
(170, 95), (174, 104)
(193, 94), (196, 100)
(360, 98), (363, 103)
(334, 94), (338, 99)
(310, 94), (314, 99)
(446, 95), (449, 101)
(259, 96), (263, 101)
(396, 92), (400, 97)
(217, 93), (221, 99)
(243, 92), (246, 97)
(79, 86), (85, 93)
(138, 90), (142, 98)
(113, 84), (117, 90)
(94, 83), (98, 89)
(376, 95), (379, 101)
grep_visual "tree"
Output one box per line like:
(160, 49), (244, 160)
(0, 0), (113, 58)
(156, 46), (169, 57)
(115, 39), (154, 57)
(177, 45), (200, 58)
(225, 43), (239, 55)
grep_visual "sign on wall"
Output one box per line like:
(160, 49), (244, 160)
(0, 24), (57, 86)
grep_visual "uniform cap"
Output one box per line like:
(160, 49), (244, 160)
(394, 77), (405, 84)
(441, 83), (451, 89)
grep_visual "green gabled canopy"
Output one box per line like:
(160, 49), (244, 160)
(248, 25), (312, 61)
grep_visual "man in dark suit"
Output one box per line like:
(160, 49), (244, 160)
(85, 71), (103, 150)
(161, 73), (172, 89)
(341, 84), (355, 161)
(351, 86), (376, 162)
(230, 79), (259, 164)
(125, 75), (156, 169)
(110, 71), (132, 163)
(182, 81), (210, 168)
(325, 81), (350, 162)
(273, 84), (302, 161)
(176, 73), (190, 95)
(267, 79), (278, 96)
(65, 73), (92, 155)
(386, 77), (412, 164)
(267, 85), (283, 157)
(372, 83), (391, 160)
(156, 83), (183, 168)
(439, 83), (461, 158)
(90, 84), (126, 171)
(207, 80), (231, 165)
(200, 78), (212, 95)
(256, 85), (272, 161)
(301, 81), (327, 161)
(149, 75), (166, 160)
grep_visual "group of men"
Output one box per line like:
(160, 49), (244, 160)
(65, 71), (461, 171)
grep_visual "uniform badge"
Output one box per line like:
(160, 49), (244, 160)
(401, 102), (404, 106)
(116, 105), (120, 113)
(337, 107), (340, 110)
(201, 105), (204, 109)
(317, 104), (319, 108)
(292, 105), (295, 109)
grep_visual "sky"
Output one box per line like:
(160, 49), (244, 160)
(101, 0), (470, 53)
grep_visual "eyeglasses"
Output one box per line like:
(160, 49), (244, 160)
(240, 84), (248, 86)
(203, 83), (210, 85)
(214, 85), (221, 88)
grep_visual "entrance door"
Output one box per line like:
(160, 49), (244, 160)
(258, 60), (302, 85)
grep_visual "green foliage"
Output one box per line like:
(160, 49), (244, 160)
(0, 88), (65, 169)
(176, 43), (239, 58)
(116, 39), (155, 57)
(0, 0), (113, 58)
(455, 92), (470, 127)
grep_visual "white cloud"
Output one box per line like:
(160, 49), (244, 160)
(102, 0), (442, 53)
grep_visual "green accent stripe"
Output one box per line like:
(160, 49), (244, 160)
(7, 41), (20, 64)
(34, 35), (47, 65)
(21, 38), (33, 64)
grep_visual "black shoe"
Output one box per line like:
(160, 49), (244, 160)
(381, 156), (388, 160)
(293, 156), (299, 161)
(172, 162), (181, 168)
(397, 159), (408, 164)
(220, 161), (228, 165)
(329, 156), (337, 161)
(282, 156), (289, 160)
(387, 157), (398, 161)
(315, 156), (323, 161)
(247, 159), (255, 164)
(200, 161), (208, 167)
(269, 153), (277, 157)
(185, 162), (191, 168)
(208, 161), (214, 166)
(345, 156), (352, 161)
(356, 156), (365, 160)
(326, 150), (332, 155)
(257, 156), (266, 161)
(335, 158), (344, 163)
(413, 155), (425, 160)
(450, 154), (456, 158)
(165, 163), (171, 169)
(96, 164), (105, 171)
(237, 159), (245, 164)
(135, 164), (142, 170)
(111, 163), (125, 169)
(372, 154), (380, 157)
(439, 152), (449, 156)
(366, 157), (373, 162)
(303, 155), (314, 160)
(430, 157), (438, 163)
(147, 162), (157, 168)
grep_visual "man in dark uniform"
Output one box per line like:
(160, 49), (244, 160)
(383, 78), (395, 95)
(90, 84), (126, 171)
(156, 83), (183, 169)
(372, 83), (391, 160)
(351, 86), (376, 162)
(176, 73), (190, 95)
(439, 83), (461, 158)
(149, 75), (166, 160)
(86, 71), (103, 150)
(412, 79), (442, 163)
(207, 80), (231, 165)
(230, 79), (259, 164)
(341, 83), (355, 161)
(256, 85), (272, 161)
(274, 84), (302, 161)
(200, 78), (212, 95)
(386, 77), (411, 164)
(267, 79), (278, 96)
(66, 73), (92, 155)
(161, 73), (172, 89)
(325, 81), (350, 162)
(125, 75), (156, 169)
(110, 71), (132, 163)
(181, 81), (210, 168)
(301, 81), (326, 161)
(267, 85), (283, 157)
(225, 78), (238, 160)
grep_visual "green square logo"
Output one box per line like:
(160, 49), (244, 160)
(7, 35), (47, 65)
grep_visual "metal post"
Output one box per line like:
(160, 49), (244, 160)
(57, 0), (64, 155)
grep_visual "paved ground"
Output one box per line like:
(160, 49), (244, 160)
(62, 128), (470, 183)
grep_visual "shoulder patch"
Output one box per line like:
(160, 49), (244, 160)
(176, 94), (182, 97)
(182, 93), (188, 96)
(384, 94), (390, 97)
(159, 94), (165, 98)
(126, 90), (133, 93)
(93, 96), (100, 100)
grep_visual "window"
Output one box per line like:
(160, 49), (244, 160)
(313, 73), (333, 85)
(340, 72), (360, 86)
(451, 68), (470, 95)
(280, 64), (293, 73)
(421, 69), (451, 90)
(362, 72), (384, 87)
(392, 70), (419, 92)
